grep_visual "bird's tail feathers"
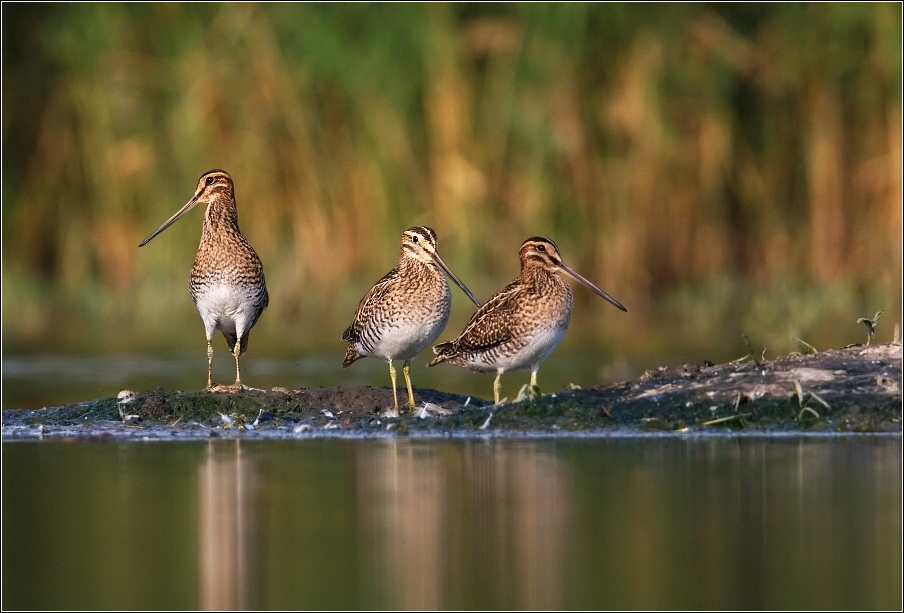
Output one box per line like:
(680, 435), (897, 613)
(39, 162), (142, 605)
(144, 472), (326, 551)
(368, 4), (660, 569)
(427, 342), (455, 367)
(224, 332), (249, 356)
(342, 346), (364, 368)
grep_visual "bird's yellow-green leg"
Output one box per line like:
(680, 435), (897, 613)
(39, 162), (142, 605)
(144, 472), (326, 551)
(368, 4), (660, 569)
(206, 341), (214, 389)
(233, 339), (242, 388)
(525, 370), (541, 400)
(493, 372), (503, 405)
(388, 360), (400, 412)
(402, 360), (416, 410)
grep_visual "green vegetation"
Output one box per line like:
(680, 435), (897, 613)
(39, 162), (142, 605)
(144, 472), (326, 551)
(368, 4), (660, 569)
(2, 4), (901, 360)
(857, 309), (886, 345)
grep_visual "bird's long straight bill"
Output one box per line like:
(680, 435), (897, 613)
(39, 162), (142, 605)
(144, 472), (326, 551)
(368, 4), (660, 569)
(434, 253), (481, 307)
(138, 196), (200, 247)
(560, 263), (627, 312)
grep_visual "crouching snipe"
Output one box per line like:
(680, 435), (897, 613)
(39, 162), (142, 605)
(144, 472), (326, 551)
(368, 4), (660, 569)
(429, 237), (626, 405)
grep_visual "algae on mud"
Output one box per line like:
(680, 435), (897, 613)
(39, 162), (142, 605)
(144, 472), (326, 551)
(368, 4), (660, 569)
(2, 343), (900, 440)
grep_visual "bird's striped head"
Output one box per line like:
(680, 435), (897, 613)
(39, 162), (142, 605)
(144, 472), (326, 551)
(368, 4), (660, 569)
(399, 226), (481, 307)
(400, 226), (439, 263)
(192, 169), (234, 203)
(519, 236), (564, 270)
(519, 236), (627, 312)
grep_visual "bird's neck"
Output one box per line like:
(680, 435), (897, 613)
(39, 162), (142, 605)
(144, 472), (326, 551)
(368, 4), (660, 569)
(201, 197), (242, 239)
(399, 254), (440, 278)
(521, 262), (568, 293)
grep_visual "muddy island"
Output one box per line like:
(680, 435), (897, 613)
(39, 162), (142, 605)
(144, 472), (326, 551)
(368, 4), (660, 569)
(3, 343), (900, 440)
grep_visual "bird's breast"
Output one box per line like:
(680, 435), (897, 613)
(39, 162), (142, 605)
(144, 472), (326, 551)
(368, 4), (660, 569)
(356, 271), (451, 360)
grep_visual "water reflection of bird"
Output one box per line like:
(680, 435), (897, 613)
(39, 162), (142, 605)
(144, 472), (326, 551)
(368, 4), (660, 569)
(429, 236), (626, 405)
(342, 227), (481, 415)
(139, 170), (268, 391)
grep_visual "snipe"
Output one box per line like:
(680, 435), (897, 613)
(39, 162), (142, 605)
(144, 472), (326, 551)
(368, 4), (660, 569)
(139, 170), (268, 391)
(342, 226), (480, 415)
(429, 236), (626, 405)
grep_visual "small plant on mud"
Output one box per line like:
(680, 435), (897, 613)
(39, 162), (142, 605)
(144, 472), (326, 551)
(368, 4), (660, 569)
(791, 380), (831, 420)
(731, 334), (765, 366)
(792, 337), (818, 356)
(857, 309), (885, 346)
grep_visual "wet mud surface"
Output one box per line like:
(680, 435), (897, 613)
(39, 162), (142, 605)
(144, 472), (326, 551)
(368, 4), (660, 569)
(3, 343), (901, 440)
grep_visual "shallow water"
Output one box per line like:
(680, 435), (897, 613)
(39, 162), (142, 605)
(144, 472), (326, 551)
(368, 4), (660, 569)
(2, 437), (901, 609)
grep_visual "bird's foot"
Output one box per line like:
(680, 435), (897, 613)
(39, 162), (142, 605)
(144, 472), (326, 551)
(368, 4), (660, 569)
(206, 383), (248, 393)
(381, 406), (401, 418)
(514, 384), (542, 403)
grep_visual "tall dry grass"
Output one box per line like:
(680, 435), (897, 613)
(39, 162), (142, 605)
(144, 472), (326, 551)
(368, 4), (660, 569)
(2, 3), (901, 359)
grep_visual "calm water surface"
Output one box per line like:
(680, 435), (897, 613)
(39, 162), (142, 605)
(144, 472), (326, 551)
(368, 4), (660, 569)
(2, 437), (901, 610)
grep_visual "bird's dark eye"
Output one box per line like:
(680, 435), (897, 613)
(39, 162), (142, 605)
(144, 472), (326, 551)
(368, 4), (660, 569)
(537, 244), (546, 252)
(413, 235), (419, 243)
(206, 176), (214, 185)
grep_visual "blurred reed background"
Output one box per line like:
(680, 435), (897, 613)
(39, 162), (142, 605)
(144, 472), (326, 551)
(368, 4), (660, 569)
(2, 3), (901, 368)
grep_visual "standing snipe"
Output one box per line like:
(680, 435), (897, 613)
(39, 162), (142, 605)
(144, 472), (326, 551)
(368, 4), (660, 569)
(429, 236), (626, 405)
(342, 226), (480, 415)
(139, 169), (268, 391)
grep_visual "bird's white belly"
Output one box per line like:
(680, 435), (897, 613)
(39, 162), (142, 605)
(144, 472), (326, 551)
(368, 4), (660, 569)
(194, 284), (254, 337)
(476, 322), (568, 373)
(369, 318), (446, 362)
